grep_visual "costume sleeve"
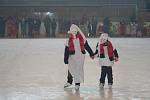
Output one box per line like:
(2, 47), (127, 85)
(84, 40), (94, 57)
(64, 46), (69, 64)
(94, 42), (99, 55)
(111, 41), (119, 58)
(113, 49), (119, 58)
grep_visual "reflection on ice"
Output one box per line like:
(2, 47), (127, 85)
(99, 89), (113, 100)
(64, 88), (83, 100)
(0, 85), (149, 100)
(0, 38), (150, 100)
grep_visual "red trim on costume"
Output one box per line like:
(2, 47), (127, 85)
(68, 32), (85, 52)
(100, 40), (113, 58)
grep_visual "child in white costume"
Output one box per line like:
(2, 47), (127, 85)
(64, 24), (94, 90)
(94, 33), (119, 89)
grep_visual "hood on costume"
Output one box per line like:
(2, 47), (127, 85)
(68, 24), (86, 41)
(68, 24), (78, 35)
(99, 33), (109, 44)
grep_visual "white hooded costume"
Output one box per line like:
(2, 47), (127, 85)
(64, 24), (94, 83)
(95, 33), (119, 67)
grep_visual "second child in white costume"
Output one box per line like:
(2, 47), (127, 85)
(94, 33), (119, 89)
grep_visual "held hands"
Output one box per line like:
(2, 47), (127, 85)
(90, 54), (96, 60)
(90, 54), (98, 60)
(90, 56), (95, 60)
(114, 57), (119, 62)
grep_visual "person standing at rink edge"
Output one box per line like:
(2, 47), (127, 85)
(64, 24), (94, 91)
(94, 33), (119, 89)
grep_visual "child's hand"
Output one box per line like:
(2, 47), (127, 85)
(114, 57), (118, 62)
(90, 56), (95, 60)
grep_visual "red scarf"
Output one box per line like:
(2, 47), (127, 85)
(100, 40), (113, 58)
(68, 32), (85, 52)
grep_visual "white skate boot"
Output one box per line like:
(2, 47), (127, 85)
(99, 83), (104, 89)
(64, 83), (72, 88)
(75, 85), (80, 91)
(108, 85), (112, 89)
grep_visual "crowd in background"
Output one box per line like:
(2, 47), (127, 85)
(87, 17), (150, 37)
(0, 16), (57, 38)
(0, 15), (150, 38)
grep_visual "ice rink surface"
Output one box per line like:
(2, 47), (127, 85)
(0, 38), (150, 100)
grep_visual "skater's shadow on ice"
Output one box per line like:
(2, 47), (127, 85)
(99, 89), (113, 100)
(64, 88), (83, 100)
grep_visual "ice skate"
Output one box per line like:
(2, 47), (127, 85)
(75, 85), (80, 91)
(64, 83), (72, 88)
(108, 85), (112, 89)
(99, 83), (104, 89)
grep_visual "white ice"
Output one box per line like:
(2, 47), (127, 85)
(0, 38), (150, 100)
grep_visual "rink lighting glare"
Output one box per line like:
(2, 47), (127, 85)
(34, 12), (41, 15)
(46, 12), (54, 16)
